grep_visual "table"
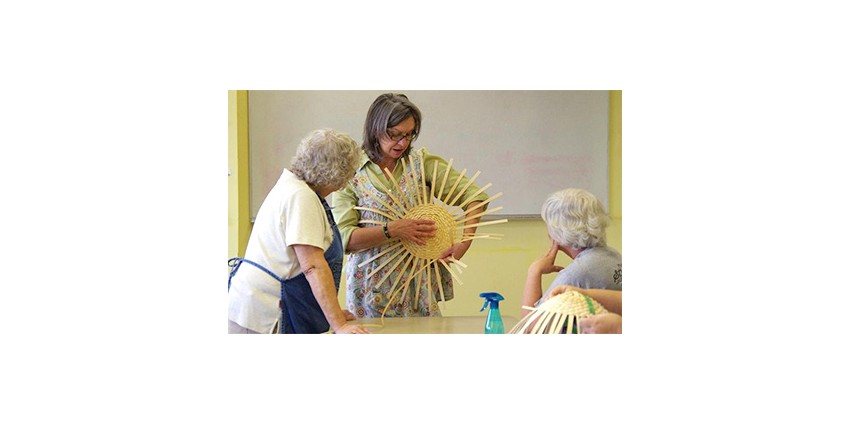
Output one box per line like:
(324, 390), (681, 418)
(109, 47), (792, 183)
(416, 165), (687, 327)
(349, 315), (519, 334)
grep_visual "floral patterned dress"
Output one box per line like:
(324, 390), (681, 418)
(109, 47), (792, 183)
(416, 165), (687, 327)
(346, 150), (453, 318)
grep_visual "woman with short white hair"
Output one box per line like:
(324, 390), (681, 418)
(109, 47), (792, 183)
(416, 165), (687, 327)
(228, 129), (370, 334)
(522, 188), (622, 318)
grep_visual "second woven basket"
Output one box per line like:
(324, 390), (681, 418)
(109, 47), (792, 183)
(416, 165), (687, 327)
(509, 290), (608, 334)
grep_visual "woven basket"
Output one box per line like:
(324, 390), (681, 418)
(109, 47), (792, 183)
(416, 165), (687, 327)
(355, 151), (509, 321)
(509, 290), (608, 334)
(400, 204), (458, 259)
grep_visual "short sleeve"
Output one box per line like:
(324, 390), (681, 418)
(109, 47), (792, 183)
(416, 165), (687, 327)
(284, 187), (328, 249)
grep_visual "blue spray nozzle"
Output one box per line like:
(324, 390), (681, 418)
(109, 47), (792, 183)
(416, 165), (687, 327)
(479, 292), (504, 312)
(479, 292), (505, 334)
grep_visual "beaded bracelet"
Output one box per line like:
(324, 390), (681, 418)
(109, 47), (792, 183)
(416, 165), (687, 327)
(383, 222), (391, 239)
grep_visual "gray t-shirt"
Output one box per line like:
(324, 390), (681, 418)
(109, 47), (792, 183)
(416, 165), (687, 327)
(535, 246), (622, 307)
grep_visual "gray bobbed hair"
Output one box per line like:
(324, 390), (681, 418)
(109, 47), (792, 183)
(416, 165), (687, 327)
(541, 188), (610, 249)
(362, 93), (422, 162)
(289, 129), (359, 190)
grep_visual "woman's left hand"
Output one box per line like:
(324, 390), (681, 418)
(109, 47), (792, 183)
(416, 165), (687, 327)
(343, 309), (357, 321)
(439, 240), (472, 261)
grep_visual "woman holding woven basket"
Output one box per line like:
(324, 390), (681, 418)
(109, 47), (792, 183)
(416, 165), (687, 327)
(522, 188), (622, 319)
(332, 93), (490, 318)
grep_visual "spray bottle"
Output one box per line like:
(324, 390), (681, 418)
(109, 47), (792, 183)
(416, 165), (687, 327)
(479, 292), (505, 334)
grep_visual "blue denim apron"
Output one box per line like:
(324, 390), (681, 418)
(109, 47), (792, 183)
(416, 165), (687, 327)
(228, 194), (343, 334)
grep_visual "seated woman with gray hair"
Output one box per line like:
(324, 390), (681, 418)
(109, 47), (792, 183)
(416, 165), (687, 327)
(228, 129), (370, 334)
(521, 188), (622, 318)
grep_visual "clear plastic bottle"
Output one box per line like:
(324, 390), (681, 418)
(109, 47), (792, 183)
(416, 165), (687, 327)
(479, 292), (505, 334)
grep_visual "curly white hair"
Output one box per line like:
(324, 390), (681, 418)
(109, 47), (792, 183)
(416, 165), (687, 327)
(290, 129), (359, 190)
(542, 188), (609, 249)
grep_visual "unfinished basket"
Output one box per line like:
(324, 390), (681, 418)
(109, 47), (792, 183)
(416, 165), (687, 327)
(355, 150), (507, 320)
(400, 203), (457, 259)
(509, 290), (609, 334)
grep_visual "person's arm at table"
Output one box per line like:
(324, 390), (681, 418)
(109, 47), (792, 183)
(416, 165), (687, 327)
(292, 244), (369, 334)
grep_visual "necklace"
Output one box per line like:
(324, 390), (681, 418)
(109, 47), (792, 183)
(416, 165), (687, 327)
(379, 159), (397, 174)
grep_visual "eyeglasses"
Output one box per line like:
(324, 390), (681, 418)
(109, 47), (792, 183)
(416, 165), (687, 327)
(386, 130), (417, 143)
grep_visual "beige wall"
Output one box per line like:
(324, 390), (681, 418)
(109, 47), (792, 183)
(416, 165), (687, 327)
(228, 90), (622, 320)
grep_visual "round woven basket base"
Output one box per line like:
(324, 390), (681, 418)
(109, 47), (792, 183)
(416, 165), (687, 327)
(401, 204), (457, 259)
(538, 291), (609, 316)
(508, 291), (610, 334)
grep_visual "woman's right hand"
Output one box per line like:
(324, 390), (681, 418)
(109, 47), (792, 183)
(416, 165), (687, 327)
(387, 219), (436, 245)
(579, 313), (622, 334)
(528, 239), (564, 276)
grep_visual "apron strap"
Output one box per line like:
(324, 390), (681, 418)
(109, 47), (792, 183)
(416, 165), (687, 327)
(228, 256), (290, 334)
(228, 257), (284, 291)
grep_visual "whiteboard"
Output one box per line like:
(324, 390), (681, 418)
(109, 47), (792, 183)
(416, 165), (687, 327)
(248, 90), (609, 219)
